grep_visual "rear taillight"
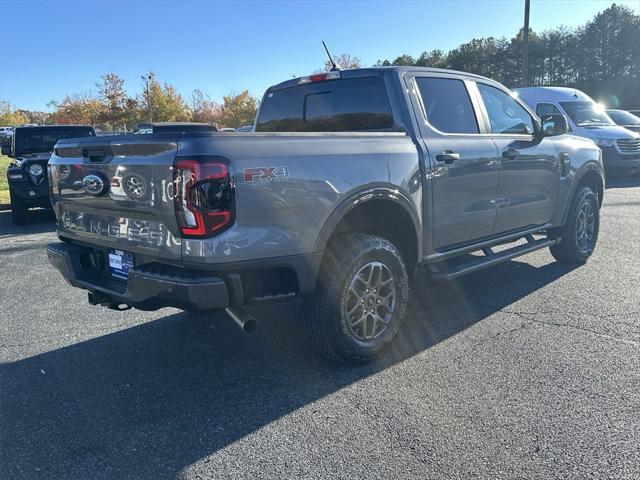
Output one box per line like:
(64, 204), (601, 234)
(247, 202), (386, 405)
(173, 157), (235, 237)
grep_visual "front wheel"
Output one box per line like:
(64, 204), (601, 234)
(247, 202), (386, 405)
(549, 186), (600, 264)
(303, 234), (409, 363)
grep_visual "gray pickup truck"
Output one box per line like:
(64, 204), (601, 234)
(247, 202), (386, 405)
(47, 67), (604, 363)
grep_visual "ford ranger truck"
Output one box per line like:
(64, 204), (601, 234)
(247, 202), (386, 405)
(4, 125), (96, 225)
(46, 68), (604, 363)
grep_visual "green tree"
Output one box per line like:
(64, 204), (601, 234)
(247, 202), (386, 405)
(140, 73), (189, 122)
(416, 50), (447, 68)
(219, 91), (258, 128)
(391, 54), (416, 66)
(0, 102), (29, 126)
(373, 4), (639, 108)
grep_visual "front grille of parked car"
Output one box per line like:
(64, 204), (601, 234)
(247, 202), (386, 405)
(617, 138), (640, 153)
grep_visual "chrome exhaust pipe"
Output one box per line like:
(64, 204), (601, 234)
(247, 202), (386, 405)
(225, 307), (258, 334)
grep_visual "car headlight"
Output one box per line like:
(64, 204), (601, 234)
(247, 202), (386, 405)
(594, 138), (615, 147)
(28, 163), (44, 176)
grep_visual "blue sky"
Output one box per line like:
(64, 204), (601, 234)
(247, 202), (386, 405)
(1, 0), (638, 111)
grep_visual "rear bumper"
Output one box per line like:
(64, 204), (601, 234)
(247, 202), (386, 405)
(47, 242), (232, 311)
(47, 241), (321, 311)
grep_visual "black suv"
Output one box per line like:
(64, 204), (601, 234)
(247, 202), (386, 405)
(3, 125), (96, 225)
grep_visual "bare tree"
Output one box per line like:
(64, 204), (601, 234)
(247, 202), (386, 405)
(321, 54), (362, 72)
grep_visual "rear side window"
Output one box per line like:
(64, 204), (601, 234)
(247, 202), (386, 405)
(256, 77), (394, 132)
(536, 103), (561, 117)
(477, 83), (534, 134)
(415, 77), (479, 134)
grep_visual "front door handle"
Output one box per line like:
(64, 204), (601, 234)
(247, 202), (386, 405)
(435, 150), (460, 164)
(502, 148), (520, 159)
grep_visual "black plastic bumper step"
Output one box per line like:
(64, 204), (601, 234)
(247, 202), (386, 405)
(430, 237), (561, 281)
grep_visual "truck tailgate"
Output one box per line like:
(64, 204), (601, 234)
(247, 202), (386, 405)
(49, 137), (182, 260)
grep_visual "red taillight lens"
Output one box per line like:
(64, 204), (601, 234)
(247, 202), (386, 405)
(298, 71), (341, 84)
(173, 158), (235, 237)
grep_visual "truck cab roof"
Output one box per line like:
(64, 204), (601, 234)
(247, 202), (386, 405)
(268, 66), (503, 92)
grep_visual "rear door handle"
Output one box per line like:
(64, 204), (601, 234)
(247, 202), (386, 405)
(435, 151), (460, 164)
(502, 149), (520, 159)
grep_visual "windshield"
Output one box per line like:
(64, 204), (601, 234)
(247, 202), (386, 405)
(607, 110), (640, 126)
(559, 101), (615, 127)
(14, 127), (95, 154)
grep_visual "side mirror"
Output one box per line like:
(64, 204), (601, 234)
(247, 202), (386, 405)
(541, 114), (568, 136)
(1, 145), (12, 157)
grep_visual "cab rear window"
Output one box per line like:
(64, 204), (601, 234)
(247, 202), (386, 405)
(256, 76), (394, 132)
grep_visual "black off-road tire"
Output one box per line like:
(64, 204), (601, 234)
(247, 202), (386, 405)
(303, 234), (410, 363)
(549, 186), (600, 264)
(10, 191), (29, 226)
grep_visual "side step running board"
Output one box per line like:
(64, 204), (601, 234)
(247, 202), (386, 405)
(430, 236), (561, 281)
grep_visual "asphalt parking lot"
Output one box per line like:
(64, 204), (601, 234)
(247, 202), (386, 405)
(1, 178), (639, 480)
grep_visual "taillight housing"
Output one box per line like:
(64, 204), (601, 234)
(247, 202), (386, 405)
(173, 156), (235, 237)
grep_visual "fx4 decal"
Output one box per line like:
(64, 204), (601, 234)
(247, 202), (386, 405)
(243, 166), (289, 183)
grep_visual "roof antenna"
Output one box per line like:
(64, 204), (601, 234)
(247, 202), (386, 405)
(322, 41), (341, 71)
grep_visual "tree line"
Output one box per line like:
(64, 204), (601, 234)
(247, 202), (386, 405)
(0, 73), (259, 131)
(1, 3), (638, 129)
(372, 4), (639, 109)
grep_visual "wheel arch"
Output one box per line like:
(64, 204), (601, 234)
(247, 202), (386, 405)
(314, 187), (422, 275)
(561, 163), (605, 225)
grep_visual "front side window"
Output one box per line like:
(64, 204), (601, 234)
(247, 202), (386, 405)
(256, 76), (394, 132)
(477, 83), (535, 134)
(537, 103), (562, 117)
(415, 77), (478, 134)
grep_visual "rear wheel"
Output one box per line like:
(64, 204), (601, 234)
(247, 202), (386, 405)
(10, 190), (29, 226)
(303, 234), (409, 363)
(549, 186), (599, 264)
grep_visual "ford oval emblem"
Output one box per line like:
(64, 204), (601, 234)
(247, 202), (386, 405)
(82, 174), (108, 196)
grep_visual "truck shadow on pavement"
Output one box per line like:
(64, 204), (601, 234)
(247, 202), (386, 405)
(0, 256), (576, 479)
(0, 209), (56, 236)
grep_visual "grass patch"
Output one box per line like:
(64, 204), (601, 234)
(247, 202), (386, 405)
(0, 155), (11, 204)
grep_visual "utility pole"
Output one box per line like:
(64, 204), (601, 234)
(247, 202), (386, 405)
(141, 74), (153, 122)
(521, 0), (530, 87)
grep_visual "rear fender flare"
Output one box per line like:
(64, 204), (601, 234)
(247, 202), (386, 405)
(314, 186), (422, 259)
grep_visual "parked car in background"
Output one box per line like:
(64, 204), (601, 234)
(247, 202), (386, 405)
(3, 125), (96, 225)
(219, 127), (236, 132)
(236, 125), (254, 132)
(515, 87), (640, 176)
(0, 126), (14, 138)
(606, 109), (640, 134)
(47, 67), (604, 363)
